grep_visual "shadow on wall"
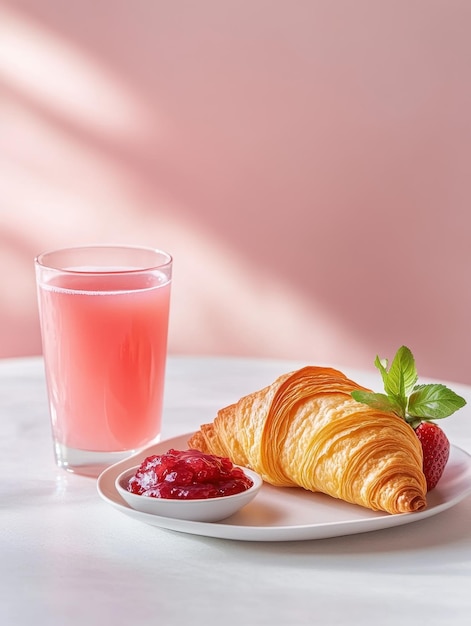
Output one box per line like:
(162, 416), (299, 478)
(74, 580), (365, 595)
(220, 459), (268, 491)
(1, 0), (471, 383)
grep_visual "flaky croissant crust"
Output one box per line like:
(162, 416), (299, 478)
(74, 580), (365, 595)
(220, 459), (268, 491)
(188, 366), (427, 514)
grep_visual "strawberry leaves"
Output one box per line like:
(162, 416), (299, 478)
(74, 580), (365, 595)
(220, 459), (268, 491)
(351, 346), (466, 424)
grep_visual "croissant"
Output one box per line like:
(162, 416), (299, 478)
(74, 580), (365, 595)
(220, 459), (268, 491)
(187, 366), (427, 514)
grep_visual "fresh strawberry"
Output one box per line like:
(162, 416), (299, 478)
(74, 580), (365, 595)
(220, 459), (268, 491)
(414, 421), (450, 490)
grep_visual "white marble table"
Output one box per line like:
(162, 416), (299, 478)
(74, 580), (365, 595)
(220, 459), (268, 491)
(1, 355), (471, 625)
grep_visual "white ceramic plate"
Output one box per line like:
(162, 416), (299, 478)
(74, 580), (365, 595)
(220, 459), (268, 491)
(97, 433), (471, 542)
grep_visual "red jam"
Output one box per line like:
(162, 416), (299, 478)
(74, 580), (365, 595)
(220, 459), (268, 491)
(127, 449), (254, 500)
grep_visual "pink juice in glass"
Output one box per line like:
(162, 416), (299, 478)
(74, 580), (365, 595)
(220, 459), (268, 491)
(38, 271), (171, 456)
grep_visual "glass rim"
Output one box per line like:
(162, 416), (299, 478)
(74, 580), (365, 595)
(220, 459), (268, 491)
(34, 244), (173, 275)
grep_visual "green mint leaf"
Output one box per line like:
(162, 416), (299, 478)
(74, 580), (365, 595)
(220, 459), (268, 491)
(374, 355), (390, 389)
(372, 346), (417, 416)
(353, 345), (467, 424)
(351, 391), (402, 415)
(385, 346), (418, 397)
(408, 384), (467, 419)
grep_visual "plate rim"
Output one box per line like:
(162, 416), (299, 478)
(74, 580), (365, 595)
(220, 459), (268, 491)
(97, 433), (471, 542)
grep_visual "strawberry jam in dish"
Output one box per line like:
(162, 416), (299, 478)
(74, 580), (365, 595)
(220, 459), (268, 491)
(127, 449), (254, 500)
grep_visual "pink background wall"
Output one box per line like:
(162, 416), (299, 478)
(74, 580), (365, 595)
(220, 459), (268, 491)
(2, 1), (471, 383)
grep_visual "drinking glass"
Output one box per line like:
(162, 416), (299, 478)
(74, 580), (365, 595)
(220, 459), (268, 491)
(35, 245), (172, 477)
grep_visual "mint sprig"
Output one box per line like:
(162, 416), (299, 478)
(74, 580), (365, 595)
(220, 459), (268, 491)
(351, 346), (466, 426)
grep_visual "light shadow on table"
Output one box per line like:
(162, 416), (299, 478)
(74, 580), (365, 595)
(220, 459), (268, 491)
(182, 496), (471, 573)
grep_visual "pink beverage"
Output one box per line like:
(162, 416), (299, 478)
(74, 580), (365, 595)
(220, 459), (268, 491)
(35, 246), (172, 477)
